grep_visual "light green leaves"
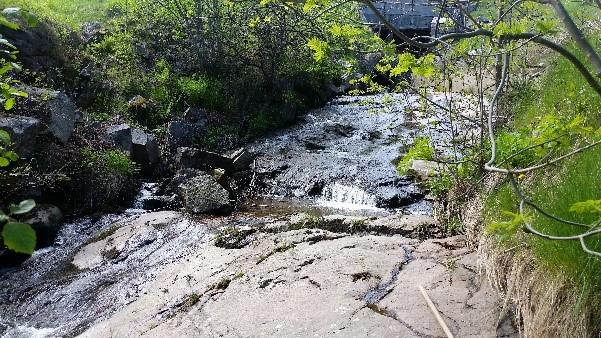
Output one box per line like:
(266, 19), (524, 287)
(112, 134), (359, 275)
(570, 200), (601, 214)
(396, 136), (434, 174)
(0, 129), (9, 144)
(389, 53), (436, 79)
(492, 21), (528, 38)
(9, 199), (36, 215)
(1, 222), (36, 254)
(0, 128), (19, 167)
(307, 37), (328, 62)
(0, 16), (19, 30)
(488, 211), (528, 238)
(302, 0), (319, 12)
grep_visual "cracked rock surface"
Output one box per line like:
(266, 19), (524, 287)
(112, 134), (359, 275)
(1, 211), (517, 337)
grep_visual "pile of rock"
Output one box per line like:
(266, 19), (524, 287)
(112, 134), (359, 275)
(141, 147), (255, 215)
(104, 124), (160, 175)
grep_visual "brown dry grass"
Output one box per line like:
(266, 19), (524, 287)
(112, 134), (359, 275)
(479, 235), (591, 338)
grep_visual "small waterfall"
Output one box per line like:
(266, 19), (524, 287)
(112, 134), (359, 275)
(127, 182), (159, 213)
(317, 183), (379, 210)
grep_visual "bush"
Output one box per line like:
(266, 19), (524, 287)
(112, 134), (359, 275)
(177, 75), (232, 112)
(396, 137), (434, 174)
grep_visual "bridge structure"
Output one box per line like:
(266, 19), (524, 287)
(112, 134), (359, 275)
(361, 0), (473, 39)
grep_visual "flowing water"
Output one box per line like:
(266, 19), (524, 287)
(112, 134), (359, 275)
(0, 93), (480, 337)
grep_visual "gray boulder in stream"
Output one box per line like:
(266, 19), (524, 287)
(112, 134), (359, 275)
(104, 124), (133, 155)
(179, 173), (232, 214)
(131, 128), (160, 173)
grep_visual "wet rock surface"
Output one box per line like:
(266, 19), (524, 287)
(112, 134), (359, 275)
(0, 212), (516, 337)
(249, 93), (477, 211)
(0, 94), (510, 337)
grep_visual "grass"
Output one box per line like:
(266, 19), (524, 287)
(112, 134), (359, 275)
(0, 0), (123, 28)
(485, 45), (601, 332)
(509, 50), (601, 129)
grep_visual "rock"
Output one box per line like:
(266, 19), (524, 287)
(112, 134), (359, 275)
(23, 204), (63, 248)
(373, 186), (424, 209)
(323, 123), (356, 137)
(160, 168), (200, 196)
(168, 120), (201, 149)
(73, 225), (515, 338)
(228, 148), (254, 172)
(104, 124), (132, 155)
(179, 173), (232, 214)
(183, 106), (208, 123)
(168, 107), (208, 149)
(71, 211), (182, 270)
(175, 147), (232, 172)
(407, 159), (443, 180)
(0, 8), (63, 72)
(139, 195), (179, 211)
(0, 115), (41, 157)
(131, 128), (160, 173)
(19, 87), (77, 143)
(81, 21), (106, 44)
(304, 140), (326, 151)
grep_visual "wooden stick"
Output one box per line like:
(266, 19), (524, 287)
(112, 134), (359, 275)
(418, 285), (455, 338)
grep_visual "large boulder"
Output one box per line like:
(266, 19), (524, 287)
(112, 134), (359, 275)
(0, 115), (41, 157)
(0, 8), (64, 72)
(179, 173), (232, 214)
(104, 124), (132, 155)
(175, 147), (232, 171)
(407, 160), (443, 180)
(131, 128), (160, 173)
(16, 87), (77, 143)
(104, 125), (161, 175)
(228, 148), (255, 172)
(168, 120), (200, 149)
(175, 147), (254, 173)
(22, 204), (64, 248)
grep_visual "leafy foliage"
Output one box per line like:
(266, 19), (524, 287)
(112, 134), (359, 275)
(396, 137), (434, 175)
(0, 199), (36, 254)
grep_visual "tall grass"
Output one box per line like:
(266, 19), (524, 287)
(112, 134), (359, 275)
(485, 44), (601, 332)
(0, 0), (121, 28)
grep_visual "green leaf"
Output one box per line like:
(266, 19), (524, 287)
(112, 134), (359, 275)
(487, 210), (527, 238)
(0, 17), (19, 30)
(0, 156), (9, 167)
(0, 210), (8, 222)
(9, 199), (36, 215)
(1, 222), (36, 254)
(3, 150), (17, 161)
(0, 129), (9, 144)
(4, 97), (15, 110)
(307, 37), (328, 62)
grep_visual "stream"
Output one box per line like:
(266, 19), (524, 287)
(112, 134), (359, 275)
(0, 93), (503, 338)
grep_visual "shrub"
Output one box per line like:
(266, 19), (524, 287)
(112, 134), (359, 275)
(396, 137), (434, 174)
